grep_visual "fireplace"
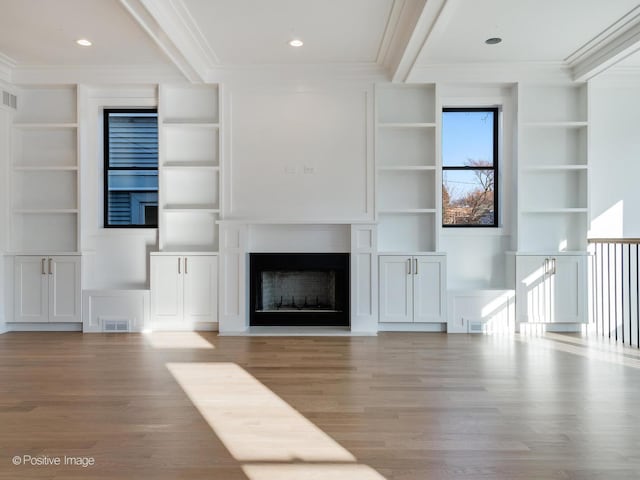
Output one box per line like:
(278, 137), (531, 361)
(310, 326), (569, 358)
(249, 253), (350, 326)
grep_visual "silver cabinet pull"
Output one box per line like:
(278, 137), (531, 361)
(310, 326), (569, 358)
(543, 258), (549, 275)
(407, 258), (412, 275)
(552, 258), (557, 275)
(414, 258), (418, 275)
(48, 258), (53, 275)
(184, 257), (188, 274)
(178, 257), (181, 274)
(41, 258), (46, 275)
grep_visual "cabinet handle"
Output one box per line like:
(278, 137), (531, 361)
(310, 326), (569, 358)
(41, 258), (46, 275)
(407, 258), (412, 275)
(184, 257), (188, 275)
(552, 258), (557, 275)
(414, 258), (418, 275)
(178, 257), (181, 274)
(543, 258), (549, 275)
(48, 258), (52, 275)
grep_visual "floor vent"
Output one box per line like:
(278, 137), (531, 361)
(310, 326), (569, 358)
(2, 90), (17, 110)
(102, 318), (130, 333)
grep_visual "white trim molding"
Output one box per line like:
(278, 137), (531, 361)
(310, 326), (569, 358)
(568, 5), (640, 81)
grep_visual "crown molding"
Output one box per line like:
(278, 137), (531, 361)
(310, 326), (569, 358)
(0, 51), (16, 83)
(408, 62), (573, 84)
(568, 5), (640, 81)
(207, 63), (388, 85)
(120, 0), (212, 83)
(390, 0), (447, 82)
(11, 64), (184, 85)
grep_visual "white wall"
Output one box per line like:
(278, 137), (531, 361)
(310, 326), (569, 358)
(0, 107), (9, 330)
(590, 73), (640, 238)
(80, 85), (158, 289)
(224, 82), (374, 222)
(438, 85), (516, 289)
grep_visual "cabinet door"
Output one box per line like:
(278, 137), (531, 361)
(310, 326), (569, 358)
(516, 255), (550, 323)
(413, 256), (445, 323)
(49, 256), (81, 323)
(151, 256), (184, 328)
(183, 256), (218, 326)
(14, 256), (48, 323)
(379, 256), (412, 323)
(551, 256), (586, 323)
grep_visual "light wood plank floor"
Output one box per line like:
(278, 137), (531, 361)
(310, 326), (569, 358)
(1, 331), (640, 479)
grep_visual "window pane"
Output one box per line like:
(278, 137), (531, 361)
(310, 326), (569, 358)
(107, 112), (158, 168)
(107, 171), (158, 226)
(442, 110), (494, 167)
(443, 169), (495, 225)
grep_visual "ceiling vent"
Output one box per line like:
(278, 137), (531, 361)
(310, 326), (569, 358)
(2, 90), (17, 110)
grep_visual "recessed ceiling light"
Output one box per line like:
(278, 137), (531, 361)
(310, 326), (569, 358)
(485, 37), (502, 45)
(76, 39), (92, 47)
(289, 39), (304, 47)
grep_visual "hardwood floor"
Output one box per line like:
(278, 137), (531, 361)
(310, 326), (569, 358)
(1, 331), (640, 479)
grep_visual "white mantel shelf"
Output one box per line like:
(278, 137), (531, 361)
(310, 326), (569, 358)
(217, 219), (376, 225)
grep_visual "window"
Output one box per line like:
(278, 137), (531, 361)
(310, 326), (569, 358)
(442, 107), (498, 227)
(104, 109), (158, 227)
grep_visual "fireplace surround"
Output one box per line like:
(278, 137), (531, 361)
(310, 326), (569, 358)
(249, 253), (350, 326)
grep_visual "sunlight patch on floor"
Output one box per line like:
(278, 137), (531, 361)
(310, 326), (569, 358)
(242, 464), (387, 480)
(167, 362), (356, 462)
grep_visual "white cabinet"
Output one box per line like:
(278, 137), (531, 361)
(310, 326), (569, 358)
(379, 255), (445, 323)
(150, 254), (218, 330)
(14, 255), (81, 323)
(515, 254), (587, 324)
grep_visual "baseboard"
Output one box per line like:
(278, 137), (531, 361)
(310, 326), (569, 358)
(150, 321), (219, 332)
(219, 326), (375, 336)
(519, 322), (587, 334)
(378, 322), (447, 332)
(5, 323), (83, 332)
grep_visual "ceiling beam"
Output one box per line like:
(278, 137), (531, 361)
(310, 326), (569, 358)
(569, 6), (640, 81)
(119, 0), (218, 83)
(384, 0), (448, 83)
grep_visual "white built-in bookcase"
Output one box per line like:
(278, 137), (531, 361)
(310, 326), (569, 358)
(517, 83), (589, 252)
(10, 85), (80, 253)
(158, 85), (220, 252)
(375, 84), (439, 252)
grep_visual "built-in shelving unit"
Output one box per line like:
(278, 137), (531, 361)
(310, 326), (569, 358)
(158, 85), (220, 252)
(517, 83), (589, 252)
(376, 84), (438, 252)
(10, 86), (80, 253)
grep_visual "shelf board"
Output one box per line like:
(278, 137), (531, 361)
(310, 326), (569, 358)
(521, 165), (588, 172)
(12, 208), (79, 214)
(521, 121), (588, 128)
(163, 120), (219, 128)
(162, 205), (220, 213)
(378, 122), (436, 129)
(162, 162), (219, 170)
(521, 208), (588, 214)
(378, 209), (436, 214)
(376, 166), (436, 171)
(13, 123), (78, 129)
(13, 165), (78, 171)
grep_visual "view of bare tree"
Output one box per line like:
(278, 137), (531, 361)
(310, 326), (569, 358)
(443, 159), (494, 225)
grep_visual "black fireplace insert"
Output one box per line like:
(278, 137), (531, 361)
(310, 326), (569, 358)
(249, 253), (350, 326)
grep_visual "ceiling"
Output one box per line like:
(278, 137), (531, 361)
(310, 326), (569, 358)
(181, 0), (395, 64)
(415, 0), (640, 65)
(0, 0), (638, 81)
(0, 0), (169, 66)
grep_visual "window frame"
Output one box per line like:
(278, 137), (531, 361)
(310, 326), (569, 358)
(103, 108), (159, 229)
(442, 106), (499, 228)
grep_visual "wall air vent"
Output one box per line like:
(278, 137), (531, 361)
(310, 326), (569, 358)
(468, 320), (484, 334)
(2, 90), (17, 110)
(102, 318), (131, 333)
